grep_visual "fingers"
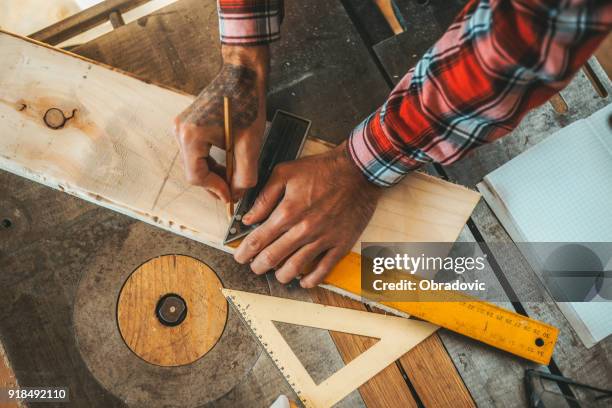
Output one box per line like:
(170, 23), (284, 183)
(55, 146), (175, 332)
(185, 154), (231, 203)
(175, 122), (231, 202)
(234, 201), (295, 264)
(242, 168), (286, 225)
(300, 247), (347, 288)
(249, 226), (316, 275)
(274, 241), (329, 284)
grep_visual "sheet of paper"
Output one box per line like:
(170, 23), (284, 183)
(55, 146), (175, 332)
(478, 104), (612, 347)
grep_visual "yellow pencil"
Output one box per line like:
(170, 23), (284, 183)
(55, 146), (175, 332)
(223, 96), (234, 220)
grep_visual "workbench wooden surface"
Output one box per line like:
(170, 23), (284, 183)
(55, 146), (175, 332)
(0, 0), (610, 407)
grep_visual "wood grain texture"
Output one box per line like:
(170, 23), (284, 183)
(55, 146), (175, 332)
(309, 287), (419, 408)
(0, 30), (229, 250)
(0, 3), (381, 405)
(223, 289), (437, 408)
(398, 334), (475, 408)
(0, 30), (479, 258)
(30, 0), (151, 46)
(310, 287), (476, 408)
(117, 254), (227, 366)
(73, 0), (222, 96)
(0, 0), (80, 37)
(302, 141), (481, 252)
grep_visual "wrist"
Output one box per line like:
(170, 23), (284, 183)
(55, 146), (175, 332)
(222, 45), (269, 79)
(333, 142), (384, 197)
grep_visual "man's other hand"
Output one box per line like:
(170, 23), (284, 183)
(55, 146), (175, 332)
(174, 45), (269, 202)
(234, 142), (382, 287)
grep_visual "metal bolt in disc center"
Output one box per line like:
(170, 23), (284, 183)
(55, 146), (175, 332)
(156, 293), (187, 326)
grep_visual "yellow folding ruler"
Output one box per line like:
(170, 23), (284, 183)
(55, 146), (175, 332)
(321, 252), (559, 365)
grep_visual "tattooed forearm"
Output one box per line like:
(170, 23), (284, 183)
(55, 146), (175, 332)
(180, 64), (259, 129)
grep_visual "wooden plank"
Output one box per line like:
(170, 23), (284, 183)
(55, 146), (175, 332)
(397, 334), (474, 408)
(223, 289), (437, 408)
(0, 30), (479, 259)
(310, 287), (477, 408)
(0, 0), (80, 37)
(30, 0), (152, 45)
(73, 0), (222, 97)
(309, 288), (419, 408)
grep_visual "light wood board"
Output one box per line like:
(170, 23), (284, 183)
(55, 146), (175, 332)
(223, 289), (437, 408)
(0, 29), (480, 257)
(0, 0), (80, 37)
(309, 287), (475, 408)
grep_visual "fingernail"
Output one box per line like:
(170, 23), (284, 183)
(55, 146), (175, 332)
(250, 258), (264, 274)
(242, 213), (252, 224)
(234, 249), (245, 264)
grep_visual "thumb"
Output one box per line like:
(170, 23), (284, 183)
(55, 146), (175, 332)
(242, 169), (285, 225)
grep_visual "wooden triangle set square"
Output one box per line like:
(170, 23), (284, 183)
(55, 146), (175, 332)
(223, 289), (437, 408)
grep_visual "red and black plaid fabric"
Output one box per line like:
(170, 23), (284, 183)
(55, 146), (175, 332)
(348, 0), (612, 186)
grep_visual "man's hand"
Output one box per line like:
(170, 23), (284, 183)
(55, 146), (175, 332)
(174, 45), (269, 202)
(234, 142), (383, 288)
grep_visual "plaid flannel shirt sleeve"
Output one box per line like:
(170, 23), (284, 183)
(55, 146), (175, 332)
(349, 0), (612, 187)
(217, 0), (283, 45)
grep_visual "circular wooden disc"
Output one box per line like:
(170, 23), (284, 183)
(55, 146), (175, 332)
(117, 254), (228, 366)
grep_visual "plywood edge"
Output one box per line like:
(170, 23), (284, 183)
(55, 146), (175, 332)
(308, 287), (420, 408)
(0, 155), (227, 253)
